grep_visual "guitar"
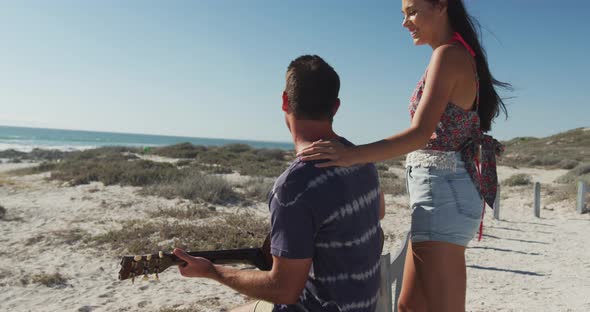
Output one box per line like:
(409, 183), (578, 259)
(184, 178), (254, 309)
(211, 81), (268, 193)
(118, 234), (273, 282)
(118, 228), (384, 282)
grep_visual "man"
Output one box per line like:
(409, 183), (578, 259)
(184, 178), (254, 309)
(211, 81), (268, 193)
(173, 55), (385, 312)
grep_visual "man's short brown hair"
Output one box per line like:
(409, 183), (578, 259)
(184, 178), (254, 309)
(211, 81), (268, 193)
(285, 55), (340, 120)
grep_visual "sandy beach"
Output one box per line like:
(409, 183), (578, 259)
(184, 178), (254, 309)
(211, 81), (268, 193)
(1, 161), (589, 312)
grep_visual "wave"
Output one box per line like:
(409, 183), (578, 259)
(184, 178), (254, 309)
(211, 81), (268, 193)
(0, 143), (100, 153)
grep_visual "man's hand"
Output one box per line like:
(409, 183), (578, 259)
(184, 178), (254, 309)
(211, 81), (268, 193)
(173, 248), (217, 279)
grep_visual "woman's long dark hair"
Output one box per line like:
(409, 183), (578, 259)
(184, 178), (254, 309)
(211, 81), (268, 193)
(427, 0), (511, 132)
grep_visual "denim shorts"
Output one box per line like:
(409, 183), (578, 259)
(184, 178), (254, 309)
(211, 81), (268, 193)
(405, 152), (483, 247)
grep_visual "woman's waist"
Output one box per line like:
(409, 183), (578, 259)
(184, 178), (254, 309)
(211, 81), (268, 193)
(405, 149), (467, 171)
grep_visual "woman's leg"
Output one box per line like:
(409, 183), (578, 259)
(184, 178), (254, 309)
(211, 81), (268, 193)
(412, 241), (467, 312)
(397, 242), (427, 312)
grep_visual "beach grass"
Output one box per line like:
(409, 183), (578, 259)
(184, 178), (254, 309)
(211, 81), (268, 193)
(149, 142), (291, 177)
(544, 184), (579, 205)
(240, 177), (274, 202)
(502, 173), (533, 187)
(90, 213), (269, 255)
(499, 127), (590, 169)
(555, 163), (590, 185)
(141, 169), (242, 205)
(147, 205), (216, 220)
(378, 171), (406, 196)
(30, 272), (68, 288)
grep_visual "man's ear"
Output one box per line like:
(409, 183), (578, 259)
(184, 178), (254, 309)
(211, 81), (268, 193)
(331, 98), (341, 117)
(282, 91), (289, 113)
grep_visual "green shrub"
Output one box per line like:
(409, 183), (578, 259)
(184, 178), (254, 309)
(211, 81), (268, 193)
(499, 128), (590, 169)
(378, 157), (405, 169)
(223, 143), (252, 154)
(142, 169), (242, 205)
(91, 213), (269, 254)
(148, 206), (216, 219)
(151, 143), (207, 159)
(0, 149), (27, 159)
(175, 159), (192, 167)
(49, 159), (179, 187)
(545, 184), (578, 205)
(555, 163), (590, 184)
(243, 178), (274, 202)
(150, 143), (291, 178)
(379, 171), (406, 195)
(31, 273), (68, 288)
(557, 159), (579, 170)
(502, 174), (533, 187)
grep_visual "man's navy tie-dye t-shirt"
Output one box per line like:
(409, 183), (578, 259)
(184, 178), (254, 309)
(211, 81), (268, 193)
(269, 138), (381, 312)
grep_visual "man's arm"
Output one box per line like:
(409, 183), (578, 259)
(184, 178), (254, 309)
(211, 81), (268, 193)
(173, 249), (312, 304)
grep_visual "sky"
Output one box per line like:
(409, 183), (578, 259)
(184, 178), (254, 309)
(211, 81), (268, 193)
(1, 0), (589, 144)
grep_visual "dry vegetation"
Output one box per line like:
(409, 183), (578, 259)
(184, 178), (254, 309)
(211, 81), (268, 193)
(150, 142), (292, 178)
(8, 144), (290, 206)
(499, 128), (590, 186)
(544, 184), (580, 205)
(90, 213), (269, 255)
(3, 144), (278, 257)
(20, 208), (269, 256)
(499, 127), (590, 169)
(29, 272), (69, 288)
(555, 163), (590, 185)
(240, 177), (275, 202)
(0, 148), (70, 162)
(140, 169), (241, 205)
(502, 173), (533, 187)
(147, 205), (217, 220)
(378, 169), (407, 196)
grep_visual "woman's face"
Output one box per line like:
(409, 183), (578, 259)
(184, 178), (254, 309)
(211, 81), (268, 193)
(401, 0), (446, 46)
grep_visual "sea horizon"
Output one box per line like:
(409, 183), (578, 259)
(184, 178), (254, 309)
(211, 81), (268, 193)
(0, 125), (294, 152)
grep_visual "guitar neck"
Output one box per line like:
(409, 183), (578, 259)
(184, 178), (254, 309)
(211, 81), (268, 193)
(168, 248), (272, 271)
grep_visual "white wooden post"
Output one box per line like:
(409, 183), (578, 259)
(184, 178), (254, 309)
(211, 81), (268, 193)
(534, 182), (541, 218)
(376, 232), (410, 312)
(577, 181), (587, 214)
(390, 232), (410, 311)
(376, 253), (393, 312)
(493, 184), (500, 220)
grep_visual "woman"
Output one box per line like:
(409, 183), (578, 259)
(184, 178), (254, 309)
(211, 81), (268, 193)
(297, 0), (510, 311)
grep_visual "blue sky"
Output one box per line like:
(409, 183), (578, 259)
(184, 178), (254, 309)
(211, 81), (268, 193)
(1, 1), (588, 144)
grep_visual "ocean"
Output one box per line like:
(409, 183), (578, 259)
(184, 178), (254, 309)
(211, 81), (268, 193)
(0, 125), (293, 152)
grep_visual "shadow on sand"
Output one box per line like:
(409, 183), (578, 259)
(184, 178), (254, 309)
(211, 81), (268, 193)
(467, 265), (545, 277)
(501, 220), (555, 227)
(485, 226), (553, 235)
(468, 246), (542, 256)
(482, 234), (549, 245)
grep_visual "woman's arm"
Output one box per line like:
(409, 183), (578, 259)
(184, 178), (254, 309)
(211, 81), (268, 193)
(299, 44), (464, 167)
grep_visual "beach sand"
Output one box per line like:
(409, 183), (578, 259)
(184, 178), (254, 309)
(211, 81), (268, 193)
(0, 162), (589, 311)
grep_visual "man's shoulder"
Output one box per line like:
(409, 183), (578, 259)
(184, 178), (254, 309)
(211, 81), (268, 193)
(274, 159), (378, 194)
(272, 137), (378, 198)
(274, 158), (320, 192)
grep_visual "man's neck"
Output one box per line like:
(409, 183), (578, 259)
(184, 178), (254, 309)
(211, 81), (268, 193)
(289, 120), (340, 154)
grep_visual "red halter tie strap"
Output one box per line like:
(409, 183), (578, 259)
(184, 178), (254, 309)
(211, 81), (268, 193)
(450, 32), (476, 57)
(451, 32), (486, 241)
